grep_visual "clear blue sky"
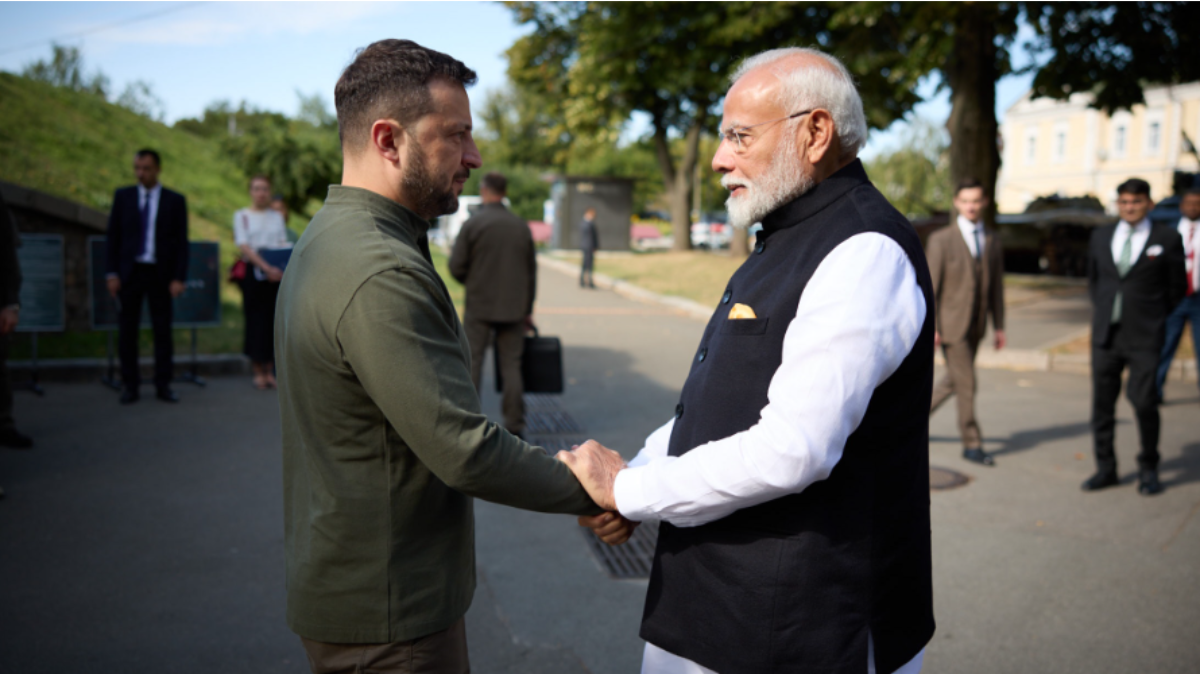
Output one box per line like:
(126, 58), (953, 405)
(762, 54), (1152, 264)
(0, 1), (1035, 159)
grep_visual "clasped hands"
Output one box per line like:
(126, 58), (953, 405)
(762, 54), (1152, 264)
(556, 440), (639, 546)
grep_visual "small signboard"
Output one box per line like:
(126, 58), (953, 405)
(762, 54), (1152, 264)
(15, 234), (65, 332)
(88, 237), (222, 330)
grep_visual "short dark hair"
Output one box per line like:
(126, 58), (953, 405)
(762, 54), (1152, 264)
(334, 39), (477, 151)
(135, 149), (161, 167)
(955, 177), (985, 196)
(249, 174), (271, 188)
(1182, 187), (1200, 199)
(481, 172), (507, 195)
(1116, 178), (1151, 198)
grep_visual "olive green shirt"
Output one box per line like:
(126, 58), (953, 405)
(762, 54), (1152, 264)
(277, 186), (598, 644)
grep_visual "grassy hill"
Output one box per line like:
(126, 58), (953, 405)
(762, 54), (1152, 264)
(0, 72), (466, 361)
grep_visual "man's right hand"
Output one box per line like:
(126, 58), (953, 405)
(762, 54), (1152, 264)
(579, 512), (639, 546)
(0, 307), (18, 335)
(107, 277), (121, 298)
(933, 330), (941, 347)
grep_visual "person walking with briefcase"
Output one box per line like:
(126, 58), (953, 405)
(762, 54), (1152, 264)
(450, 172), (537, 438)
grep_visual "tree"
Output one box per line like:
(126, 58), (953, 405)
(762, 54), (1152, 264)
(221, 116), (341, 218)
(22, 43), (109, 98)
(833, 2), (1200, 219)
(115, 80), (166, 122)
(865, 120), (950, 219)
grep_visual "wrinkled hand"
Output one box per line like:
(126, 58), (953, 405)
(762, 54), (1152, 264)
(0, 307), (18, 335)
(579, 511), (639, 546)
(555, 439), (625, 511)
(169, 280), (186, 298)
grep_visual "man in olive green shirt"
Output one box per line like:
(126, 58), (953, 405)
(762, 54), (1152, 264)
(276, 40), (610, 673)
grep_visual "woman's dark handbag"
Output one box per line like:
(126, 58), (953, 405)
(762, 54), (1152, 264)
(494, 326), (564, 394)
(228, 259), (247, 283)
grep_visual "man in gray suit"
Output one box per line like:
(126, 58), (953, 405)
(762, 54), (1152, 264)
(450, 171), (537, 437)
(1, 191), (32, 455)
(927, 178), (1006, 466)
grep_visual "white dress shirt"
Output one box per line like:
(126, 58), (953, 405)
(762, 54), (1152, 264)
(956, 214), (985, 258)
(135, 183), (162, 265)
(1177, 217), (1198, 293)
(1111, 218), (1150, 269)
(611, 232), (929, 673)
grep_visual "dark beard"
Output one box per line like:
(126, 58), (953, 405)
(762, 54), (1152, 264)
(402, 141), (462, 218)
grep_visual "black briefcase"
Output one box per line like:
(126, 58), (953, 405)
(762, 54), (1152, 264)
(494, 327), (564, 394)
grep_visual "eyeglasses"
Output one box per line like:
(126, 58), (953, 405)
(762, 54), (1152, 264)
(717, 110), (813, 153)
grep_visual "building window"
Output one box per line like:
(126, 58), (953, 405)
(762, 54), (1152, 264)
(1054, 130), (1066, 162)
(1114, 125), (1127, 157)
(1025, 132), (1038, 165)
(1147, 120), (1161, 154)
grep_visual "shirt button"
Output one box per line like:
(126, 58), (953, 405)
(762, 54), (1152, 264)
(754, 240), (765, 254)
(721, 290), (732, 304)
(675, 403), (684, 419)
(697, 348), (707, 362)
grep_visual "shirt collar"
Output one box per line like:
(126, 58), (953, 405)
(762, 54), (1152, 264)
(137, 183), (161, 197)
(323, 185), (431, 238)
(956, 215), (982, 231)
(1117, 217), (1150, 233)
(760, 159), (870, 237)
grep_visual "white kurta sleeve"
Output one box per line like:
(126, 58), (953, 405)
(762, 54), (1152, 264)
(613, 233), (927, 526)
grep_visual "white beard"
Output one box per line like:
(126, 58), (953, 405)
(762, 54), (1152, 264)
(723, 140), (814, 229)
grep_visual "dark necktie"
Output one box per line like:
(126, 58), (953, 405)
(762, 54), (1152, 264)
(139, 192), (151, 257)
(974, 227), (983, 260)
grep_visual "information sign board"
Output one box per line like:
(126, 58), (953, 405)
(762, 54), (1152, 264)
(88, 238), (222, 330)
(15, 234), (65, 332)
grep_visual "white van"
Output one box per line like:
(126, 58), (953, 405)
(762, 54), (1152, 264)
(433, 195), (510, 250)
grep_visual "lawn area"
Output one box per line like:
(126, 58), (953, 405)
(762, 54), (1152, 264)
(548, 249), (747, 307)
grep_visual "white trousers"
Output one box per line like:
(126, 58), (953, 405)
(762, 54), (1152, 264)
(641, 633), (925, 674)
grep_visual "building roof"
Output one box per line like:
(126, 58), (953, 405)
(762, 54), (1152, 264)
(0, 180), (107, 232)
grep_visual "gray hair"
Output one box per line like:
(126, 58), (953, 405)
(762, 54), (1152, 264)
(731, 47), (868, 156)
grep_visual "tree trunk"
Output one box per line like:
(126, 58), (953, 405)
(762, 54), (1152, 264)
(653, 116), (704, 251)
(946, 4), (1000, 224)
(729, 224), (750, 257)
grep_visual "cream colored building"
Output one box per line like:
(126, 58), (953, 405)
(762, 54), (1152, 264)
(996, 82), (1200, 214)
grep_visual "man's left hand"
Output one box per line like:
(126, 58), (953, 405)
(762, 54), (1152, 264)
(169, 280), (186, 298)
(0, 306), (18, 335)
(579, 512), (639, 546)
(556, 440), (625, 511)
(994, 329), (1006, 351)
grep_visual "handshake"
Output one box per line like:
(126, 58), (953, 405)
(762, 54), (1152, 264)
(555, 440), (640, 546)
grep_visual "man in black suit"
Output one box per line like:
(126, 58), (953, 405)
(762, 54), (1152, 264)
(1084, 178), (1186, 495)
(1, 190), (33, 452)
(448, 172), (537, 437)
(105, 149), (189, 404)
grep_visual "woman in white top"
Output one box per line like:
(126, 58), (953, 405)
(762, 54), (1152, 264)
(234, 175), (290, 389)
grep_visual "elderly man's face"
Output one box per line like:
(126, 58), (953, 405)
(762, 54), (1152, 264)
(713, 67), (811, 229)
(401, 78), (483, 219)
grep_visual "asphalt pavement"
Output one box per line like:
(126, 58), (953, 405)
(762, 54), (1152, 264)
(0, 260), (1197, 673)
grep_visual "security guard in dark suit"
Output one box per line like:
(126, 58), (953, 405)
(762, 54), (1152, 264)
(449, 172), (537, 437)
(0, 190), (33, 453)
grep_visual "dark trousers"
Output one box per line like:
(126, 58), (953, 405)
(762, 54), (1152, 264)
(464, 312), (526, 435)
(930, 333), (982, 448)
(300, 616), (469, 674)
(580, 249), (595, 287)
(0, 334), (12, 431)
(1156, 293), (1200, 398)
(1092, 324), (1160, 474)
(241, 273), (280, 364)
(118, 263), (174, 390)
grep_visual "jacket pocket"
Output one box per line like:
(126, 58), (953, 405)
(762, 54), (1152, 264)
(720, 317), (769, 336)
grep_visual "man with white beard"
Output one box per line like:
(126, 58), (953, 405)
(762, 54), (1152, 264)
(557, 48), (936, 673)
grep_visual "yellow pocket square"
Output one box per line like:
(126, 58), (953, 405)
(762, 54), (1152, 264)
(728, 303), (757, 319)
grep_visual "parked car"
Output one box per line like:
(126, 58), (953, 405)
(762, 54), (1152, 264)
(691, 211), (730, 249)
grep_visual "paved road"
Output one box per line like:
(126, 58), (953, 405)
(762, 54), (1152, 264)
(1, 261), (1197, 673)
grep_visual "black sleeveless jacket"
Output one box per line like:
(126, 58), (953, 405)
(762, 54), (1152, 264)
(639, 160), (936, 673)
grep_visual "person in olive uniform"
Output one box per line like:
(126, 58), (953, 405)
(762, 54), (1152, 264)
(275, 40), (613, 673)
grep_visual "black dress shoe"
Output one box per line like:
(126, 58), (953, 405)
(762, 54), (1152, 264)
(962, 447), (994, 466)
(120, 388), (140, 405)
(0, 428), (33, 449)
(1081, 470), (1120, 491)
(156, 388), (180, 403)
(1137, 470), (1164, 496)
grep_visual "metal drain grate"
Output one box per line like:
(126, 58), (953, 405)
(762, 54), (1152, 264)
(523, 394), (583, 434)
(582, 520), (659, 579)
(930, 466), (970, 490)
